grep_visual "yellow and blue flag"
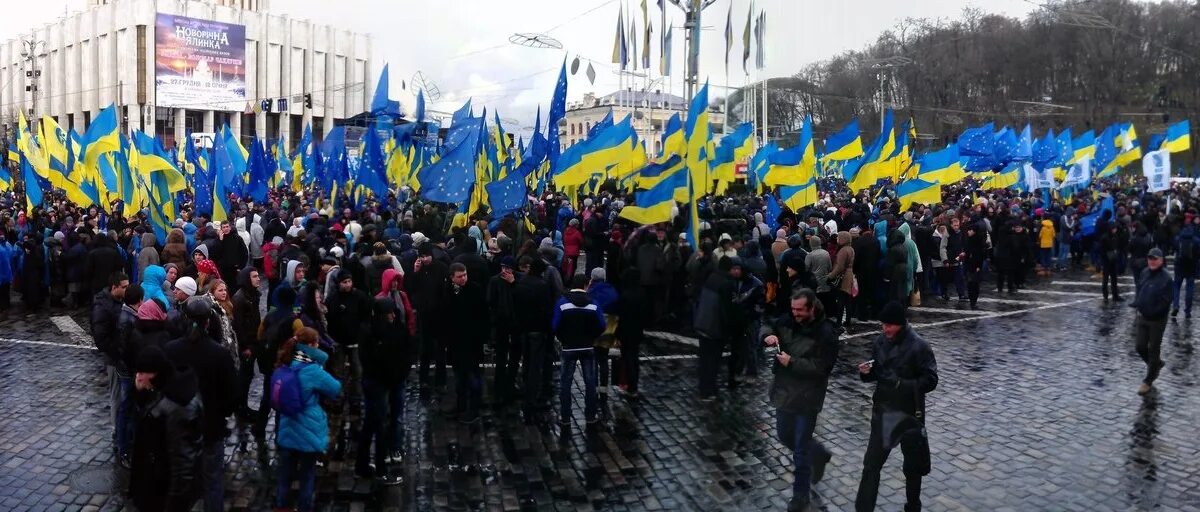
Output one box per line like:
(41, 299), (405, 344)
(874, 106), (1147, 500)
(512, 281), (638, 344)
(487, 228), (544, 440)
(685, 82), (710, 249)
(619, 168), (681, 225)
(915, 145), (966, 185)
(822, 119), (864, 162)
(764, 115), (815, 187)
(1070, 130), (1095, 164)
(779, 178), (818, 211)
(895, 177), (941, 211)
(1164, 120), (1190, 153)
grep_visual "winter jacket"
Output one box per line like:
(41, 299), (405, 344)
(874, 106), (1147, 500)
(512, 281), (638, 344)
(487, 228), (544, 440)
(829, 232), (856, 295)
(161, 229), (190, 269)
(635, 239), (668, 287)
(326, 287), (373, 347)
(141, 265), (171, 311)
(443, 280), (489, 363)
(129, 318), (172, 369)
(1132, 266), (1174, 321)
(563, 226), (584, 257)
(91, 289), (124, 364)
(216, 234), (248, 289)
(0, 240), (15, 285)
(587, 281), (619, 314)
(363, 253), (402, 297)
(362, 298), (413, 386)
(805, 243), (833, 293)
(513, 272), (555, 333)
(275, 344), (342, 453)
(375, 269), (416, 337)
(231, 267), (261, 353)
(886, 231), (912, 296)
(1038, 219), (1056, 249)
(87, 242), (124, 294)
(693, 272), (733, 339)
(405, 259), (448, 330)
(851, 230), (881, 282)
(1176, 225), (1199, 278)
(129, 366), (203, 512)
(859, 325), (939, 417)
(761, 306), (840, 415)
(164, 333), (238, 442)
(137, 232), (160, 277)
(552, 289), (606, 351)
(486, 273), (517, 331)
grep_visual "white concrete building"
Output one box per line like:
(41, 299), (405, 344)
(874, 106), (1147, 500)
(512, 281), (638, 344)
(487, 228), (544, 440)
(0, 0), (373, 149)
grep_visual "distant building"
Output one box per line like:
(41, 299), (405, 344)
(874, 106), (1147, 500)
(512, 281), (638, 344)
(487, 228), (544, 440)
(559, 90), (725, 158)
(1, 0), (373, 148)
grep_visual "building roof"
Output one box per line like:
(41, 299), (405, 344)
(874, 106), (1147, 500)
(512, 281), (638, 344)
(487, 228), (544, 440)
(569, 90), (687, 111)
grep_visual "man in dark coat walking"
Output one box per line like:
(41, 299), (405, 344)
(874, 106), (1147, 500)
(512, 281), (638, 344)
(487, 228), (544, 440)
(855, 302), (939, 512)
(444, 262), (489, 423)
(231, 267), (262, 419)
(216, 221), (249, 295)
(762, 287), (839, 512)
(852, 224), (882, 321)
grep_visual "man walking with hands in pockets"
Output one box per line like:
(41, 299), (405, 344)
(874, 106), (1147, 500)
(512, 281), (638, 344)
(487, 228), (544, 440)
(855, 301), (938, 512)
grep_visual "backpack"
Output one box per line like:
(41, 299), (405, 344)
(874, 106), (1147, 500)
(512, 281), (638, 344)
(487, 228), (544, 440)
(270, 363), (309, 416)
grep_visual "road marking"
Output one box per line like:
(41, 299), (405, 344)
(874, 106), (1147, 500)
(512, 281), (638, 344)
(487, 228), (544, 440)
(1050, 280), (1103, 286)
(843, 298), (1096, 340)
(1010, 289), (1100, 297)
(909, 306), (991, 316)
(0, 337), (97, 351)
(51, 315), (93, 346)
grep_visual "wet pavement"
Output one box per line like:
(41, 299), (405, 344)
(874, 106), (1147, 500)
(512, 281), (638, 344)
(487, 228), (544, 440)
(0, 268), (1198, 511)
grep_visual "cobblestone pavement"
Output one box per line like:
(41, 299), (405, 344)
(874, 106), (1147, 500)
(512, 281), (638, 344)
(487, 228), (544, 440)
(1, 268), (1199, 511)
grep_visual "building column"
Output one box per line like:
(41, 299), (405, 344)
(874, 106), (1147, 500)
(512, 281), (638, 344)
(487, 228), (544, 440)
(174, 108), (186, 147)
(278, 112), (290, 147)
(203, 110), (214, 133)
(230, 113), (242, 142)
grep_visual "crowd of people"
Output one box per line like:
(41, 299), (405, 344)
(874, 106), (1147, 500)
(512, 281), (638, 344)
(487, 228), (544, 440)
(0, 172), (1190, 511)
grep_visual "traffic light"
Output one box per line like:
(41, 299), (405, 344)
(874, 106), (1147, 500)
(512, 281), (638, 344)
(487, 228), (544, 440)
(303, 93), (313, 109)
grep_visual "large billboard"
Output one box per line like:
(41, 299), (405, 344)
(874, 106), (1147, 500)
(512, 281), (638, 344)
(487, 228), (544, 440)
(155, 13), (246, 111)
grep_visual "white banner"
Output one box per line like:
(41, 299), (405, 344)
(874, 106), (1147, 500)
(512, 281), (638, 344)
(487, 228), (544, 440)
(1059, 158), (1091, 189)
(1023, 162), (1041, 191)
(1142, 148), (1171, 192)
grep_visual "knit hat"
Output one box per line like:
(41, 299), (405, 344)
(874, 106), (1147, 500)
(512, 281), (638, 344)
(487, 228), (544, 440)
(878, 301), (907, 326)
(336, 269), (354, 283)
(196, 259), (220, 278)
(500, 256), (517, 269)
(136, 299), (167, 321)
(134, 345), (173, 377)
(590, 267), (606, 281)
(411, 232), (429, 245)
(174, 276), (198, 298)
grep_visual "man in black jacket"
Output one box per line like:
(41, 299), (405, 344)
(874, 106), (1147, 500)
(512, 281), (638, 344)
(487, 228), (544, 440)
(407, 243), (450, 392)
(216, 221), (248, 295)
(130, 346), (203, 512)
(762, 288), (839, 512)
(164, 297), (238, 512)
(231, 267), (262, 420)
(514, 257), (556, 421)
(852, 224), (882, 320)
(91, 272), (129, 463)
(855, 302), (939, 512)
(487, 256), (520, 407)
(445, 263), (489, 423)
(326, 269), (373, 414)
(1131, 248), (1173, 395)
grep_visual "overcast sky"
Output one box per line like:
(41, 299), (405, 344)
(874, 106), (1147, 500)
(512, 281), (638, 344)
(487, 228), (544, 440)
(2, 0), (1041, 131)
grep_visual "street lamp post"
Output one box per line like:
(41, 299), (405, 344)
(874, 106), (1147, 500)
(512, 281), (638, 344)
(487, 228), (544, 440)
(21, 39), (46, 121)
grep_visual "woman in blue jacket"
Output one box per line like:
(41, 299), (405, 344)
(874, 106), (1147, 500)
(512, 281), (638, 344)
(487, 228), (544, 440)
(273, 327), (342, 512)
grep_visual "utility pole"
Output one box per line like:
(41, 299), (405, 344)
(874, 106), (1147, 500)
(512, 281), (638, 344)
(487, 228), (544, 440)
(21, 39), (45, 121)
(666, 0), (717, 104)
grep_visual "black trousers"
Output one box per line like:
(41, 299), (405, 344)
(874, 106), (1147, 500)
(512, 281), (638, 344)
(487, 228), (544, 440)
(1134, 315), (1167, 385)
(856, 414), (926, 512)
(994, 257), (1013, 292)
(418, 323), (448, 388)
(492, 327), (522, 405)
(521, 332), (552, 415)
(252, 367), (274, 437)
(621, 332), (643, 393)
(1102, 262), (1120, 299)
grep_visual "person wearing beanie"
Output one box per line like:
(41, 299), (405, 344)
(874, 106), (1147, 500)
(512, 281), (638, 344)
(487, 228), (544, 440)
(129, 345), (203, 512)
(694, 253), (735, 401)
(761, 288), (838, 512)
(586, 266), (619, 395)
(855, 300), (938, 512)
(164, 296), (238, 512)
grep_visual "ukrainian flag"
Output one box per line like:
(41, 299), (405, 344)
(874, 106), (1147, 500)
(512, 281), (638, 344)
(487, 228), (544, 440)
(660, 113), (685, 158)
(81, 104), (121, 172)
(822, 119), (864, 162)
(980, 163), (1022, 190)
(843, 111), (895, 192)
(916, 145), (966, 185)
(1111, 122), (1142, 168)
(764, 115), (815, 187)
(1070, 130), (1096, 165)
(895, 178), (941, 211)
(684, 83), (711, 249)
(1164, 120), (1190, 153)
(779, 177), (818, 211)
(619, 168), (681, 225)
(555, 115), (637, 186)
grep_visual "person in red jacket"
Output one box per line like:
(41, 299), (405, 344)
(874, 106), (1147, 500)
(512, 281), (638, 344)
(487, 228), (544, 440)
(563, 218), (584, 279)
